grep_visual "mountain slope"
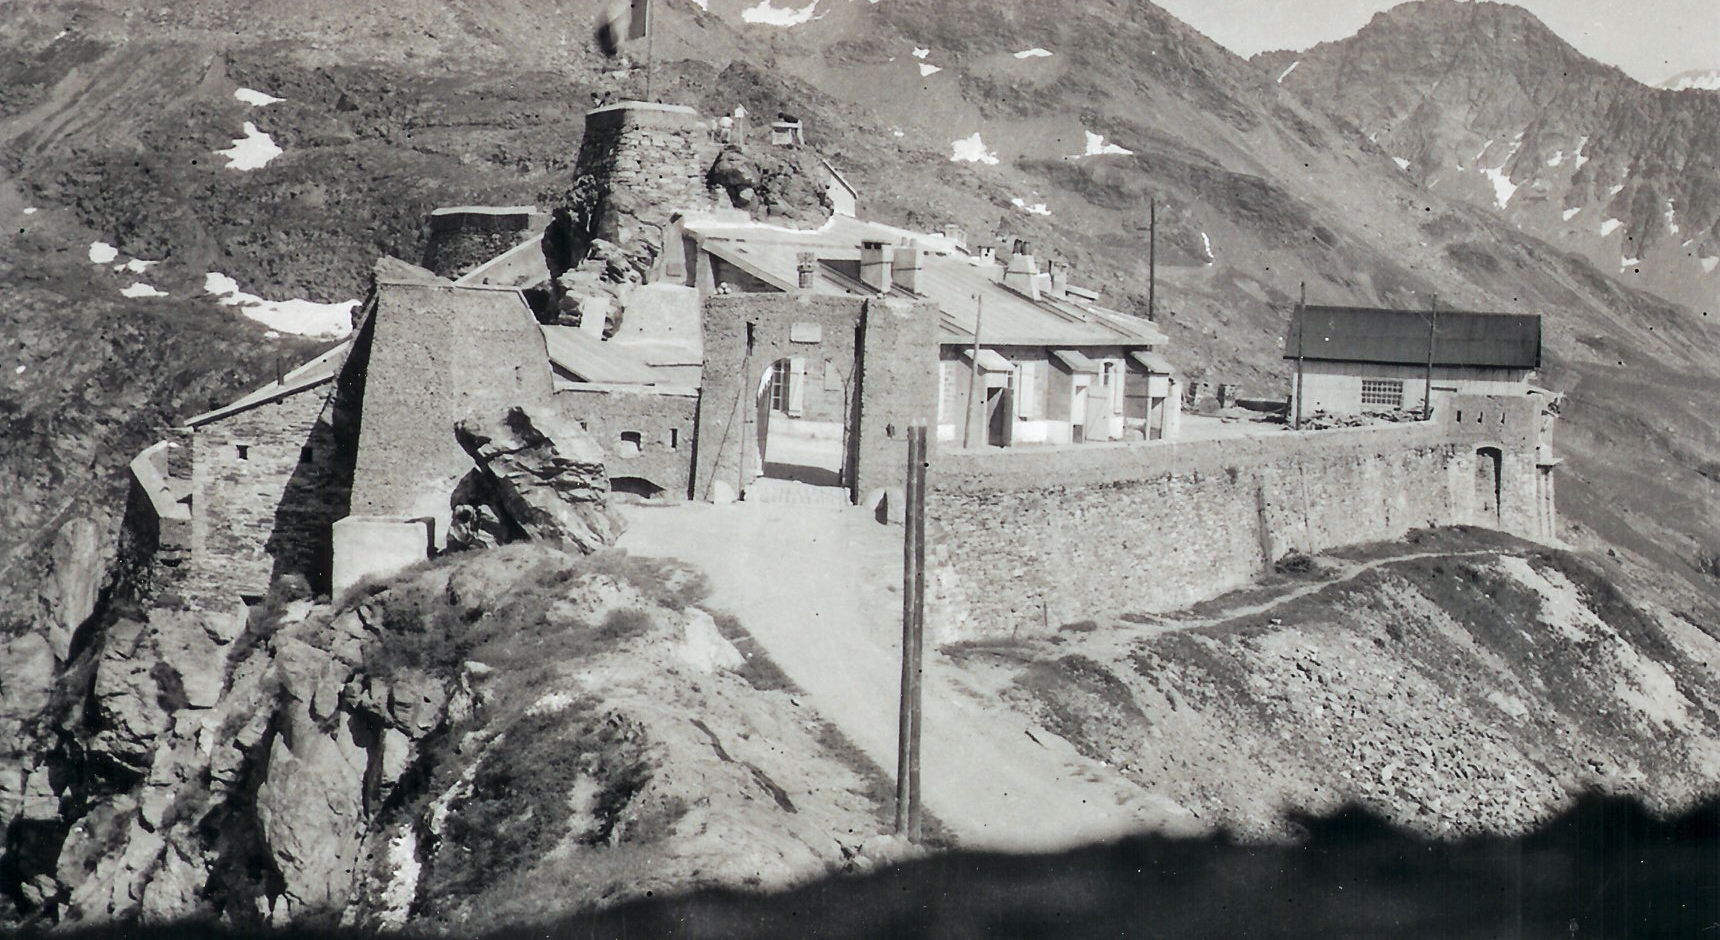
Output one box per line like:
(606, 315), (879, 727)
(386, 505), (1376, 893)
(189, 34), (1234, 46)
(1256, 0), (1720, 316)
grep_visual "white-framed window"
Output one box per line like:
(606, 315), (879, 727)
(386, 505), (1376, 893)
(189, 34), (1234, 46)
(1361, 378), (1404, 408)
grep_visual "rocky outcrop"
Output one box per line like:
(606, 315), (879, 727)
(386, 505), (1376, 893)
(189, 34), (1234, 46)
(707, 144), (834, 223)
(453, 407), (624, 554)
(2, 543), (891, 930)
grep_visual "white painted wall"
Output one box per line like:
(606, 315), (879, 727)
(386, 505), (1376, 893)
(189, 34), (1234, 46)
(1292, 361), (1531, 417)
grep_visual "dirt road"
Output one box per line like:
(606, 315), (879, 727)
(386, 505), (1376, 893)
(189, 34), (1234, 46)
(617, 501), (1194, 851)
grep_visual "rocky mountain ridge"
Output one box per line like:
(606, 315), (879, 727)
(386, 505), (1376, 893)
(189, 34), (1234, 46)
(1257, 0), (1720, 317)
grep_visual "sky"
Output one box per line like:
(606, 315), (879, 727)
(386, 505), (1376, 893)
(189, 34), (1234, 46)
(1152, 0), (1720, 86)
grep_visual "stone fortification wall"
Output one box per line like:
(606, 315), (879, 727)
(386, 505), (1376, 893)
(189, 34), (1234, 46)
(926, 400), (1559, 640)
(188, 387), (344, 604)
(349, 284), (555, 542)
(692, 294), (936, 502)
(422, 207), (546, 280)
(555, 384), (698, 498)
(572, 103), (717, 261)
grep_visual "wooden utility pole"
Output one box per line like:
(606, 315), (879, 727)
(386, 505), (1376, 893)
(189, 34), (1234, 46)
(962, 295), (984, 449)
(1293, 282), (1306, 430)
(895, 424), (928, 842)
(1147, 199), (1157, 320)
(1423, 295), (1438, 420)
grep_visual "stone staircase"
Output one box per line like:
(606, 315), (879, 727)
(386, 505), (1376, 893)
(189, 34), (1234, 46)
(741, 478), (852, 506)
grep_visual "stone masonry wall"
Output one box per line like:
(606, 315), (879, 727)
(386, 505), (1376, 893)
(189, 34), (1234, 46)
(349, 284), (556, 541)
(556, 385), (698, 498)
(926, 394), (1556, 641)
(422, 208), (545, 280)
(692, 294), (936, 501)
(573, 103), (717, 256)
(189, 387), (341, 604)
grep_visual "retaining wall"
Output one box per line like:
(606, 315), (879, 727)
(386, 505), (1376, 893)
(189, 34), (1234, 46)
(925, 406), (1549, 641)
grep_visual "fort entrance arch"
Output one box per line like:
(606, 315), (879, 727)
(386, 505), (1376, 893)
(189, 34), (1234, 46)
(694, 293), (937, 505)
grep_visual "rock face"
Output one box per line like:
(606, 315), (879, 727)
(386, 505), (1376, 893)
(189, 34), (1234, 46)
(0, 543), (890, 930)
(1262, 0), (1720, 314)
(454, 407), (624, 554)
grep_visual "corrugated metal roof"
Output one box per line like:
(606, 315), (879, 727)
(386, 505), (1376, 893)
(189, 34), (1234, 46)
(541, 325), (662, 384)
(1285, 305), (1541, 369)
(1052, 349), (1101, 374)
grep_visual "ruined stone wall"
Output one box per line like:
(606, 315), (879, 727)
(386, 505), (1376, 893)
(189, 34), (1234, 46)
(349, 284), (555, 540)
(926, 397), (1558, 641)
(556, 385), (698, 498)
(188, 387), (341, 604)
(422, 208), (545, 280)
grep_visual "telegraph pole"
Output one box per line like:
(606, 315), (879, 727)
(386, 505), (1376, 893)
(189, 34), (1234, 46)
(1293, 282), (1306, 430)
(962, 295), (984, 449)
(1424, 295), (1438, 420)
(1147, 199), (1157, 320)
(896, 424), (928, 842)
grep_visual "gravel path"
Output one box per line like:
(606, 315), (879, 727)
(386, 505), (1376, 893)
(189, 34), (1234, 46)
(618, 501), (1195, 851)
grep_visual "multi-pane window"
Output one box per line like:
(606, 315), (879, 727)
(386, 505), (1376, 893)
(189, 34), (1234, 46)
(768, 360), (791, 411)
(1361, 378), (1404, 408)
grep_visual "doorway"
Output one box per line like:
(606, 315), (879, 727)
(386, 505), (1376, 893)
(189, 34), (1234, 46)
(1475, 446), (1503, 525)
(756, 357), (845, 487)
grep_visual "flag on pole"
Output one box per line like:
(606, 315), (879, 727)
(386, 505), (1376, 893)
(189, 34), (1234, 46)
(596, 0), (651, 56)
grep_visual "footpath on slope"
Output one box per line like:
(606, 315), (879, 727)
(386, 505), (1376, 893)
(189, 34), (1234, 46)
(617, 502), (1196, 852)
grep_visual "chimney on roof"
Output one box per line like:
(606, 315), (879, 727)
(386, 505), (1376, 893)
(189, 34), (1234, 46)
(796, 252), (817, 290)
(1003, 249), (1040, 301)
(942, 224), (967, 251)
(892, 242), (923, 293)
(1049, 259), (1069, 297)
(860, 240), (892, 293)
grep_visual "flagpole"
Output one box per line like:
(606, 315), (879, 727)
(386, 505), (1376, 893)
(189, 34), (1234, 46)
(643, 0), (656, 102)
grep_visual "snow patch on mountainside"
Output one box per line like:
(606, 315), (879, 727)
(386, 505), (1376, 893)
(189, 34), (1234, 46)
(216, 122), (283, 170)
(1562, 207), (1581, 221)
(87, 242), (118, 264)
(1069, 131), (1132, 159)
(1392, 156), (1411, 171)
(950, 133), (999, 165)
(1661, 69), (1720, 91)
(1277, 60), (1300, 83)
(120, 283), (167, 298)
(741, 0), (820, 26)
(233, 87), (283, 106)
(919, 63), (941, 77)
(1480, 165), (1517, 209)
(204, 272), (356, 338)
(1014, 48), (1053, 59)
(1703, 257), (1719, 274)
(1599, 218), (1622, 237)
(1010, 197), (1050, 216)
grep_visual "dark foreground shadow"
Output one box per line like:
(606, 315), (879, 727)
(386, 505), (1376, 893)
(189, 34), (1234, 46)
(762, 460), (844, 487)
(41, 793), (1720, 939)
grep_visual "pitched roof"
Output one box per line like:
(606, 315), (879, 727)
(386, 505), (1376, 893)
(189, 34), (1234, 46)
(184, 339), (352, 427)
(684, 214), (1165, 349)
(540, 325), (662, 384)
(1285, 305), (1541, 369)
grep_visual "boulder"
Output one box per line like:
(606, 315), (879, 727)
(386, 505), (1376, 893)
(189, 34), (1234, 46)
(454, 407), (625, 554)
